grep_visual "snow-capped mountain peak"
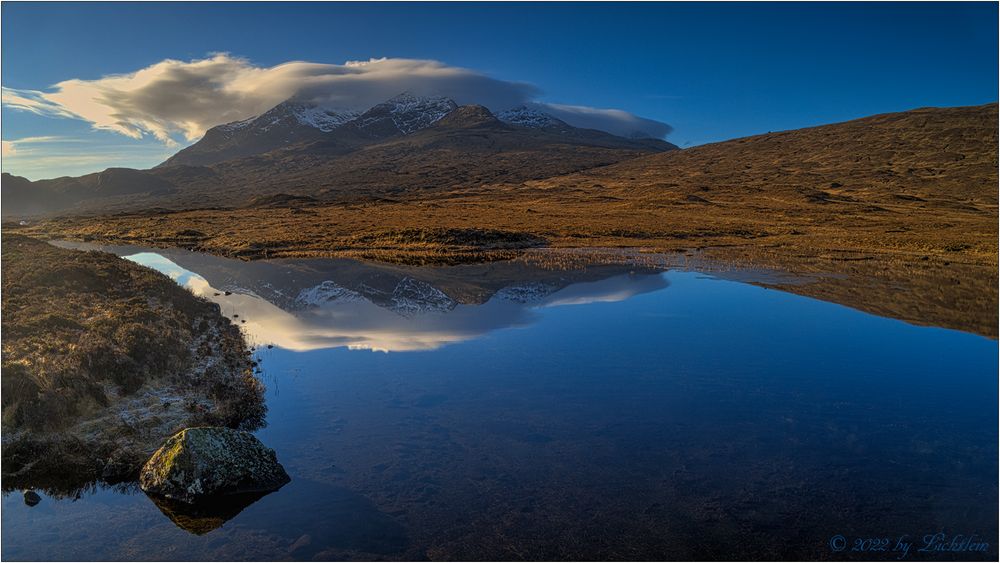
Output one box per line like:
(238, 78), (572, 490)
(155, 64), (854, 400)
(208, 101), (359, 139)
(160, 100), (360, 167)
(497, 106), (567, 129)
(255, 101), (360, 133)
(289, 104), (360, 132)
(353, 92), (459, 136)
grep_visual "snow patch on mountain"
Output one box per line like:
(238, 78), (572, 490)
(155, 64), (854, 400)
(497, 106), (566, 129)
(209, 102), (359, 138)
(212, 94), (457, 141)
(288, 104), (361, 132)
(216, 117), (256, 135)
(250, 101), (359, 133)
(355, 92), (458, 135)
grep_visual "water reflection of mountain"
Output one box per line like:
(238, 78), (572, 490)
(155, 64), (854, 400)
(54, 242), (669, 352)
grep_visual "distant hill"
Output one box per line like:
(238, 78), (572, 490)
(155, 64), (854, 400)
(2, 168), (175, 217)
(2, 93), (676, 217)
(528, 103), (998, 209)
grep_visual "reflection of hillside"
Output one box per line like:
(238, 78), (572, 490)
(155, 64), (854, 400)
(159, 256), (667, 352)
(145, 247), (669, 312)
(59, 244), (668, 352)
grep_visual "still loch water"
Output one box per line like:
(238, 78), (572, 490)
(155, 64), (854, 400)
(2, 246), (997, 560)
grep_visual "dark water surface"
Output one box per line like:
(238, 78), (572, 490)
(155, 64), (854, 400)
(3, 247), (997, 560)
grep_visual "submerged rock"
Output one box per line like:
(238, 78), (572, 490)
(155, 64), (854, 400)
(139, 427), (290, 504)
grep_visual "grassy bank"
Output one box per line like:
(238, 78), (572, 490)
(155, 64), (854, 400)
(1, 235), (266, 496)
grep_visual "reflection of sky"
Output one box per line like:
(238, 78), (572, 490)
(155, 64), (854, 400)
(124, 253), (209, 289)
(6, 246), (997, 561)
(542, 276), (666, 307)
(124, 252), (668, 353)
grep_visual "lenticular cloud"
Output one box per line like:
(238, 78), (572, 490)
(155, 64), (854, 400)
(1, 55), (672, 144)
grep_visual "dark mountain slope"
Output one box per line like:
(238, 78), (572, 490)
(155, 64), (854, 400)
(343, 92), (458, 140)
(3, 169), (176, 217)
(198, 103), (673, 201)
(160, 101), (360, 167)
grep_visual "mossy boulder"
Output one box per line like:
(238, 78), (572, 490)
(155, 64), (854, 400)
(139, 427), (289, 503)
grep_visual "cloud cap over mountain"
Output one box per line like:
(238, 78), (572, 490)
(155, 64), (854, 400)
(1, 55), (672, 144)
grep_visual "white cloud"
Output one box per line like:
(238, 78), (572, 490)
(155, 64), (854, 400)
(1, 136), (173, 179)
(1, 135), (71, 157)
(2, 55), (672, 144)
(534, 102), (673, 139)
(1, 89), (78, 119)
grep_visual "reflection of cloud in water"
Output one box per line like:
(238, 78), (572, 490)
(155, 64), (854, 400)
(124, 253), (668, 352)
(541, 275), (668, 307)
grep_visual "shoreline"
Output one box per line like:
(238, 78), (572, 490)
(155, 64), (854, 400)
(20, 228), (997, 339)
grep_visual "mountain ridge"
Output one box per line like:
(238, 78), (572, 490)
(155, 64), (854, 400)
(159, 99), (362, 167)
(3, 93), (677, 217)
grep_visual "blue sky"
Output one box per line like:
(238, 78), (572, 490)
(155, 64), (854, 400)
(2, 2), (997, 179)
